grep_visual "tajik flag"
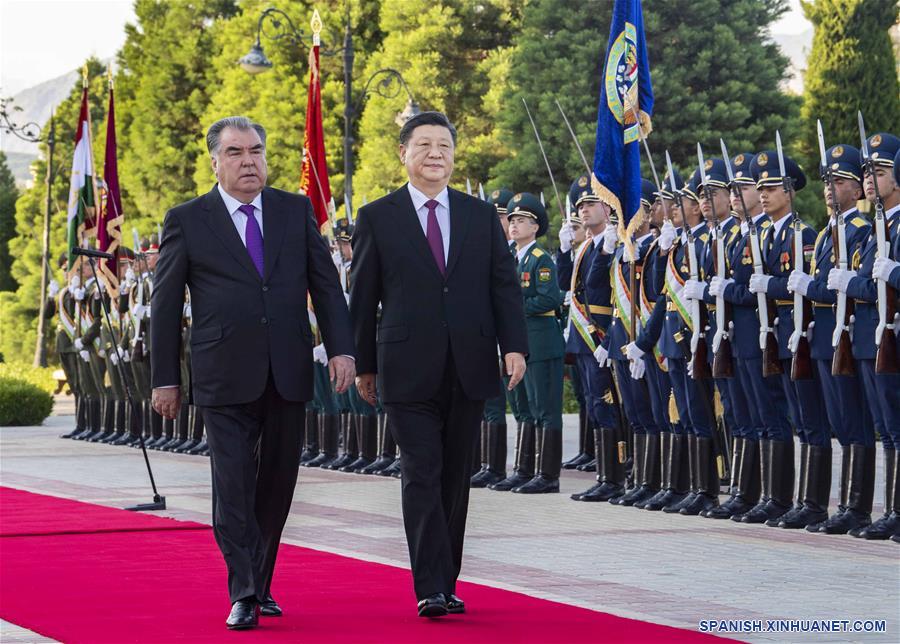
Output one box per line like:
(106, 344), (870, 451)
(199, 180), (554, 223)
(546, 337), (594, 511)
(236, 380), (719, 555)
(98, 80), (123, 296)
(66, 84), (98, 269)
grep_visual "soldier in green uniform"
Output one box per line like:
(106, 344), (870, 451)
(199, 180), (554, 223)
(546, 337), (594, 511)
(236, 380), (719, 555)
(54, 254), (88, 439)
(505, 193), (566, 494)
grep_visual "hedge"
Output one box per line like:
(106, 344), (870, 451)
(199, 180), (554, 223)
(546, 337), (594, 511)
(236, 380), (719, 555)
(0, 377), (54, 426)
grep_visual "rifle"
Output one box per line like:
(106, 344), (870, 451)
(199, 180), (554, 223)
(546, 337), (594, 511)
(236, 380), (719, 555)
(774, 131), (812, 380)
(664, 151), (699, 363)
(859, 112), (900, 374)
(821, 129), (854, 377)
(698, 143), (734, 378)
(721, 140), (782, 376)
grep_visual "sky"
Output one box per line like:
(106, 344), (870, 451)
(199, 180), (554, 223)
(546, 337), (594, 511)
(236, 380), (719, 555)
(1, 0), (810, 98)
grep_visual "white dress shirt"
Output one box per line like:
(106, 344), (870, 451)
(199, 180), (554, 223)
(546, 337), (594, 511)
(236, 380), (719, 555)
(515, 240), (536, 263)
(218, 184), (264, 245)
(407, 182), (450, 261)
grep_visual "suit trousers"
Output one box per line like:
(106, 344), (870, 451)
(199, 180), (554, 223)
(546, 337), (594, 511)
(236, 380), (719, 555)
(385, 352), (484, 600)
(202, 372), (304, 603)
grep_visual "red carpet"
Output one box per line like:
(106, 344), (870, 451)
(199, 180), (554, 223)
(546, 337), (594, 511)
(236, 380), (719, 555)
(0, 487), (722, 642)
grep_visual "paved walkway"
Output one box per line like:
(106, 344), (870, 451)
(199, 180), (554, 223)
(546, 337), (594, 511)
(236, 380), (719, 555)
(1, 397), (898, 642)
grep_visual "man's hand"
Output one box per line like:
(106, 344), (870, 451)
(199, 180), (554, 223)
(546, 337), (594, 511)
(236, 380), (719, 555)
(658, 220), (677, 252)
(504, 352), (526, 390)
(787, 269), (812, 296)
(558, 223), (574, 253)
(682, 279), (705, 301)
(874, 256), (899, 282)
(152, 387), (181, 420)
(748, 273), (772, 294)
(329, 355), (356, 394)
(601, 224), (618, 254)
(356, 373), (377, 406)
(827, 268), (856, 293)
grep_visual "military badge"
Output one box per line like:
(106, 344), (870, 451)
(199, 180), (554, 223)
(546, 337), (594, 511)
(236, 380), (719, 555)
(578, 175), (588, 187)
(832, 145), (844, 158)
(492, 190), (500, 199)
(872, 152), (880, 160)
(832, 163), (840, 170)
(735, 171), (744, 178)
(538, 267), (551, 282)
(760, 170), (769, 179)
(871, 134), (882, 147)
(757, 152), (768, 165)
(513, 193), (522, 202)
(734, 154), (745, 166)
(705, 159), (713, 170)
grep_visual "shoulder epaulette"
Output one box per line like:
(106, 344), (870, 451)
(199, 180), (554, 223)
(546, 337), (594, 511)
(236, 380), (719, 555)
(761, 220), (772, 228)
(729, 224), (740, 236)
(851, 217), (867, 228)
(699, 233), (709, 243)
(532, 247), (545, 258)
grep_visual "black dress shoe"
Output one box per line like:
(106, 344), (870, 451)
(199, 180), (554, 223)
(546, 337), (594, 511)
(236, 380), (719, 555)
(511, 475), (559, 494)
(417, 593), (448, 618)
(226, 599), (259, 630)
(259, 594), (282, 617)
(446, 594), (465, 614)
(488, 472), (531, 491)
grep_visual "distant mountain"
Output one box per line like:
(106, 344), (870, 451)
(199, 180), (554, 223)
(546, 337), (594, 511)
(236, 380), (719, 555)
(771, 27), (813, 95)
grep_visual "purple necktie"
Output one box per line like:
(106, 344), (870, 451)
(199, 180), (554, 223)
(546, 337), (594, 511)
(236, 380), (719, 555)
(238, 203), (264, 277)
(425, 199), (446, 276)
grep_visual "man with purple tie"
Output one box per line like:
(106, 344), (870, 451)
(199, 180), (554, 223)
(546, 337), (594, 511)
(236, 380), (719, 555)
(350, 112), (528, 618)
(151, 116), (355, 630)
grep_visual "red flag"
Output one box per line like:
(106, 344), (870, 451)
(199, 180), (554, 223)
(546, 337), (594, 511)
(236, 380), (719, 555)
(98, 77), (123, 296)
(299, 36), (333, 229)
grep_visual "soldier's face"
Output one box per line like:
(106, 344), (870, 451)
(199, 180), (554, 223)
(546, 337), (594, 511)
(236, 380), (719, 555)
(399, 125), (454, 190)
(758, 185), (791, 216)
(338, 239), (352, 261)
(662, 197), (682, 227)
(699, 186), (730, 221)
(824, 177), (862, 215)
(649, 199), (665, 227)
(578, 200), (610, 230)
(679, 198), (702, 227)
(497, 211), (510, 238)
(570, 221), (586, 243)
(732, 183), (760, 215)
(145, 253), (159, 271)
(864, 167), (899, 205)
(211, 126), (268, 201)
(508, 215), (538, 243)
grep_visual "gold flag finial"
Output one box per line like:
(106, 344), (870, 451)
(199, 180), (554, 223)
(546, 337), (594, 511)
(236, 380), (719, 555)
(311, 8), (322, 46)
(82, 64), (89, 88)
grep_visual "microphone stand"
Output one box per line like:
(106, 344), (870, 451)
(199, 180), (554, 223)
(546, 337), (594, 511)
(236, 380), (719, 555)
(83, 255), (166, 511)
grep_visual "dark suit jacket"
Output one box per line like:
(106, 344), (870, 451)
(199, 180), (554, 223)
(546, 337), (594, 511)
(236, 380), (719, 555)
(151, 185), (354, 406)
(350, 184), (527, 403)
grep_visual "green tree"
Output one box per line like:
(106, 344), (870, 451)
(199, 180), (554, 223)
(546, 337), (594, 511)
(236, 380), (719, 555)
(116, 0), (238, 229)
(800, 0), (900, 170)
(0, 151), (19, 292)
(1, 59), (109, 364)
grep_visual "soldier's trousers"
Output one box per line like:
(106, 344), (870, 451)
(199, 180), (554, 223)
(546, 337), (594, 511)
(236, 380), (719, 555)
(506, 379), (533, 424)
(857, 359), (899, 449)
(736, 356), (791, 442)
(483, 380), (507, 425)
(523, 357), (564, 432)
(778, 359), (828, 446)
(612, 358), (657, 435)
(643, 355), (672, 432)
(724, 369), (753, 439)
(311, 362), (338, 415)
(574, 353), (618, 430)
(666, 357), (715, 438)
(817, 359), (871, 447)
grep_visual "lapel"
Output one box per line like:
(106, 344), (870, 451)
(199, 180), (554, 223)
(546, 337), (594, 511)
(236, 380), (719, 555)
(260, 187), (287, 283)
(200, 186), (261, 282)
(445, 188), (472, 279)
(390, 185), (444, 281)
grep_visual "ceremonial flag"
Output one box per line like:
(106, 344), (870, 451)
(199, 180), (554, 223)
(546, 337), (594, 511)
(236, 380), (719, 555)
(66, 68), (98, 269)
(98, 69), (123, 296)
(298, 9), (334, 230)
(592, 0), (654, 234)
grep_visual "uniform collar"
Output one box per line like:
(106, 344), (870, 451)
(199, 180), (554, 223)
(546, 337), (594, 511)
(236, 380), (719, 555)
(516, 239), (537, 262)
(771, 212), (791, 238)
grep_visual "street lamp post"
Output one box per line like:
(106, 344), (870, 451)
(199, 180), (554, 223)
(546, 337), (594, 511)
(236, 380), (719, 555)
(240, 5), (420, 217)
(1, 98), (56, 367)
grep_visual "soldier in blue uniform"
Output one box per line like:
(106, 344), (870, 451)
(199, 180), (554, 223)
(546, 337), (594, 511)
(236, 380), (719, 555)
(685, 158), (748, 518)
(593, 179), (661, 507)
(745, 149), (826, 527)
(501, 193), (566, 494)
(560, 175), (622, 502)
(828, 133), (900, 538)
(629, 170), (689, 512)
(785, 143), (870, 529)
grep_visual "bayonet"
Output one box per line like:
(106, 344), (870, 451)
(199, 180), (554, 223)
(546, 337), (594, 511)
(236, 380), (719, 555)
(522, 98), (566, 220)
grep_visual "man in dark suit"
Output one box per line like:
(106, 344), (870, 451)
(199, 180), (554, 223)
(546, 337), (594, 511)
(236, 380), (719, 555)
(350, 111), (527, 618)
(151, 116), (355, 630)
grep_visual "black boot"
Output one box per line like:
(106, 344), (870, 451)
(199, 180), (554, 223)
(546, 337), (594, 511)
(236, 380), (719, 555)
(859, 448), (899, 540)
(704, 437), (742, 518)
(709, 438), (760, 519)
(665, 434), (698, 513)
(363, 414), (397, 474)
(306, 414), (339, 468)
(381, 452), (402, 478)
(90, 398), (117, 442)
(612, 433), (647, 506)
(114, 400), (141, 446)
(514, 427), (561, 494)
(769, 442), (808, 527)
(471, 422), (507, 487)
(736, 439), (772, 523)
(809, 444), (850, 532)
(470, 421), (491, 484)
(299, 408), (319, 464)
(639, 431), (671, 510)
(74, 398), (96, 440)
(489, 422), (535, 491)
(162, 405), (190, 451)
(572, 427), (624, 501)
(563, 407), (593, 469)
(326, 412), (357, 470)
(820, 444), (874, 535)
(680, 436), (720, 515)
(101, 399), (127, 443)
(346, 415), (377, 472)
(646, 433), (690, 511)
(743, 438), (793, 524)
(186, 411), (209, 454)
(780, 444), (831, 529)
(61, 395), (86, 438)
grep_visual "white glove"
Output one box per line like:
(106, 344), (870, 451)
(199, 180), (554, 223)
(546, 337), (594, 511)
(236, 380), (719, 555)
(69, 275), (81, 289)
(73, 287), (85, 301)
(625, 341), (644, 362)
(121, 349), (131, 362)
(687, 359), (695, 378)
(602, 225), (618, 254)
(807, 320), (814, 344)
(708, 276), (733, 297)
(658, 220), (677, 252)
(74, 338), (84, 351)
(564, 291), (572, 306)
(558, 222), (574, 253)
(133, 303), (146, 319)
(873, 256), (899, 282)
(125, 268), (135, 283)
(629, 358), (646, 379)
(682, 279), (705, 301)
(593, 344), (609, 366)
(787, 269), (813, 296)
(740, 221), (749, 236)
(97, 348), (106, 359)
(48, 279), (60, 297)
(827, 268), (856, 293)
(748, 273), (772, 294)
(79, 350), (90, 362)
(110, 351), (119, 366)
(312, 343), (328, 365)
(144, 304), (151, 318)
(623, 243), (634, 263)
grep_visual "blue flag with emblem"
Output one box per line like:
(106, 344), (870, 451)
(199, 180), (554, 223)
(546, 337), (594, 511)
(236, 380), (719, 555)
(592, 0), (653, 232)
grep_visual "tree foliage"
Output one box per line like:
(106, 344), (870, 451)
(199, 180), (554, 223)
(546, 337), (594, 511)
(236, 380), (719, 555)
(0, 151), (19, 292)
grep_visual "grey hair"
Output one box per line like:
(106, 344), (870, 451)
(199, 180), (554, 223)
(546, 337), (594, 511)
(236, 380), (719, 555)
(206, 116), (267, 155)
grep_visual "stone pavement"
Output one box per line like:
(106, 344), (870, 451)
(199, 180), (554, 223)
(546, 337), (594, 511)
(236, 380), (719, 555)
(1, 397), (898, 643)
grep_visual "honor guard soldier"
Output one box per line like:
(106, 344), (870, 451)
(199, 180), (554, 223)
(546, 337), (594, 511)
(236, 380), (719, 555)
(594, 179), (661, 507)
(73, 265), (107, 441)
(54, 254), (88, 439)
(472, 188), (516, 488)
(503, 193), (565, 494)
(828, 133), (900, 538)
(559, 175), (621, 502)
(747, 148), (827, 527)
(785, 143), (870, 529)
